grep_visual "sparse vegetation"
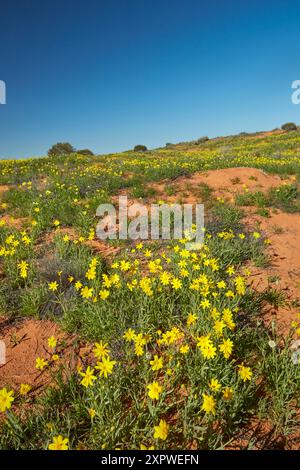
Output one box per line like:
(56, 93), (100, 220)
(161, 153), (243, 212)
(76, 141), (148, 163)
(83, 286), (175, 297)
(0, 129), (300, 450)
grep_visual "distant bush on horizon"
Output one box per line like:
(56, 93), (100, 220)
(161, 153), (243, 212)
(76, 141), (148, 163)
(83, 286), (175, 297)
(134, 144), (148, 152)
(48, 143), (95, 158)
(47, 142), (75, 157)
(77, 149), (94, 156)
(196, 136), (209, 144)
(281, 122), (297, 131)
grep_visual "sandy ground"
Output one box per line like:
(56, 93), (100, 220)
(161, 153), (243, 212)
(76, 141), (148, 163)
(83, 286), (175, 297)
(247, 210), (300, 330)
(0, 318), (65, 390)
(149, 167), (288, 203)
(0, 167), (299, 413)
(146, 168), (300, 330)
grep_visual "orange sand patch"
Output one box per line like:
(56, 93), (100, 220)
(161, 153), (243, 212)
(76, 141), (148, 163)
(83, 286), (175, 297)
(149, 167), (287, 203)
(0, 215), (28, 229)
(0, 185), (11, 196)
(252, 129), (285, 139)
(0, 318), (76, 391)
(246, 210), (300, 331)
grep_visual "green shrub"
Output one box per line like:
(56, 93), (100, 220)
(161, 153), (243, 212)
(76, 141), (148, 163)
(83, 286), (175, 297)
(196, 136), (209, 144)
(77, 149), (94, 156)
(281, 122), (297, 131)
(47, 142), (75, 157)
(134, 145), (148, 152)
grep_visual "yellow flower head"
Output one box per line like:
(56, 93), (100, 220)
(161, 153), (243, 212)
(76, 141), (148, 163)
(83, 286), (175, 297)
(99, 289), (110, 300)
(219, 338), (233, 359)
(48, 281), (58, 292)
(48, 435), (69, 450)
(197, 335), (217, 359)
(179, 344), (189, 354)
(209, 378), (221, 392)
(238, 363), (253, 382)
(17, 260), (28, 279)
(95, 356), (116, 378)
(201, 393), (216, 415)
(80, 286), (93, 299)
(123, 328), (136, 342)
(79, 366), (97, 388)
(150, 355), (163, 371)
(35, 357), (48, 371)
(0, 388), (14, 412)
(153, 419), (169, 440)
(147, 381), (162, 400)
(20, 384), (31, 396)
(187, 313), (198, 326)
(74, 281), (82, 290)
(48, 336), (57, 349)
(93, 341), (109, 359)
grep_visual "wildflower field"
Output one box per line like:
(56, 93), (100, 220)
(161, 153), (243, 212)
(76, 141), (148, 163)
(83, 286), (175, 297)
(0, 129), (300, 450)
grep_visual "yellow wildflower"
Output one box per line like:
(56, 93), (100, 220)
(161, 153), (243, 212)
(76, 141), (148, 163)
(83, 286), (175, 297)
(79, 366), (97, 388)
(153, 419), (169, 440)
(93, 341), (109, 359)
(48, 336), (57, 349)
(209, 378), (221, 392)
(187, 313), (198, 326)
(123, 328), (136, 342)
(150, 355), (163, 371)
(95, 356), (116, 378)
(35, 357), (48, 370)
(20, 384), (31, 396)
(238, 364), (252, 382)
(147, 381), (162, 400)
(48, 281), (58, 292)
(201, 393), (216, 415)
(0, 388), (14, 412)
(48, 435), (69, 450)
(219, 338), (233, 359)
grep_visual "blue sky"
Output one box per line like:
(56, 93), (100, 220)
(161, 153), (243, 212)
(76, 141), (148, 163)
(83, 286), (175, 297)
(0, 0), (300, 158)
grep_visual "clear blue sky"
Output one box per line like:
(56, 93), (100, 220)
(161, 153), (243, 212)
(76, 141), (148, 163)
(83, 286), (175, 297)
(1, 0), (300, 158)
